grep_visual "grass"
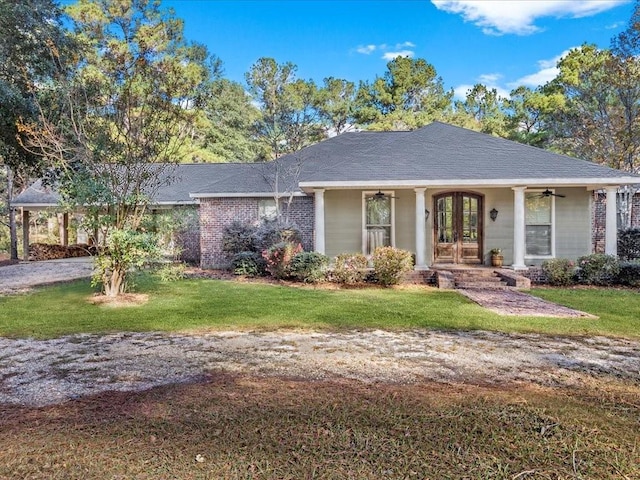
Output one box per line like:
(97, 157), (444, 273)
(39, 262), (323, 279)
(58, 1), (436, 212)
(0, 275), (639, 339)
(0, 373), (638, 479)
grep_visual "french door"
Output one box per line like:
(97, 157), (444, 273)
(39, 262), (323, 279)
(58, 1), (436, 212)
(434, 192), (483, 264)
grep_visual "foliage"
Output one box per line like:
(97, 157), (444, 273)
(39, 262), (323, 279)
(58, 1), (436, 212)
(222, 221), (257, 256)
(355, 56), (453, 130)
(231, 251), (265, 277)
(92, 229), (161, 297)
(154, 262), (187, 282)
(454, 84), (506, 136)
(290, 251), (329, 283)
(489, 248), (502, 255)
(617, 260), (640, 287)
(314, 77), (357, 135)
(371, 246), (413, 286)
(618, 227), (640, 261)
(253, 220), (302, 254)
(331, 253), (369, 284)
(262, 241), (303, 279)
(198, 77), (263, 162)
(574, 253), (620, 286)
(246, 57), (325, 159)
(16, 0), (210, 296)
(541, 258), (576, 286)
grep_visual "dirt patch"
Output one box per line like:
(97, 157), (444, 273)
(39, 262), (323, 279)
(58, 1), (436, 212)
(87, 293), (149, 307)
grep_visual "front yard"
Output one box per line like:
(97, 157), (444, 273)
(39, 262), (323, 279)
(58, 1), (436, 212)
(0, 275), (638, 339)
(0, 276), (638, 479)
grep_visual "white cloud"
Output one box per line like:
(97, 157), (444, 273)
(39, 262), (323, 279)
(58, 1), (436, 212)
(478, 73), (502, 84)
(354, 41), (416, 60)
(510, 49), (574, 88)
(356, 44), (376, 55)
(431, 0), (630, 36)
(382, 50), (415, 60)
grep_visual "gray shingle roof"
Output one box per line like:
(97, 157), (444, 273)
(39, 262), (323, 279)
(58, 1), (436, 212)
(12, 122), (640, 208)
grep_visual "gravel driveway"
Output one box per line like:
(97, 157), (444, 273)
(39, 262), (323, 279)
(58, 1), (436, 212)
(1, 329), (639, 407)
(2, 260), (639, 408)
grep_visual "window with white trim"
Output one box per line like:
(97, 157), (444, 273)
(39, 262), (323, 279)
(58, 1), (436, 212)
(525, 192), (553, 256)
(258, 199), (277, 221)
(363, 192), (394, 254)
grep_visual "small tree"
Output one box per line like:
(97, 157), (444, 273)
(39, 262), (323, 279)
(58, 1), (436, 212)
(18, 0), (209, 296)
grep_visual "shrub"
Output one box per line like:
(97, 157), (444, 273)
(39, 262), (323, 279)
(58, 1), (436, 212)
(253, 220), (302, 253)
(617, 260), (640, 287)
(575, 253), (620, 286)
(155, 262), (187, 282)
(231, 251), (265, 277)
(331, 253), (369, 284)
(618, 228), (640, 261)
(541, 258), (576, 286)
(290, 252), (329, 283)
(372, 246), (414, 286)
(262, 242), (303, 279)
(222, 221), (257, 256)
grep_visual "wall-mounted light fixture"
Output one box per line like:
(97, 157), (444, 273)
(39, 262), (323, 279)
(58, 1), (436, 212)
(425, 209), (430, 221)
(490, 208), (499, 222)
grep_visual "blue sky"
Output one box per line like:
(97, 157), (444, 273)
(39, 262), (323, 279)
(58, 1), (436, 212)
(159, 0), (634, 99)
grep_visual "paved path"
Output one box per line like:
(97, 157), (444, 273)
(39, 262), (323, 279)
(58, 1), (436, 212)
(0, 258), (94, 295)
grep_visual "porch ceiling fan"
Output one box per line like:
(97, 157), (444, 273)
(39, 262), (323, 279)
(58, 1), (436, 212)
(538, 188), (566, 198)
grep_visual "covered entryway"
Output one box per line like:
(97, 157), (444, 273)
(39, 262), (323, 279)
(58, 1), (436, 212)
(434, 192), (483, 264)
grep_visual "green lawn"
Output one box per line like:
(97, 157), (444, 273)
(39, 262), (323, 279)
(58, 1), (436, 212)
(1, 276), (638, 339)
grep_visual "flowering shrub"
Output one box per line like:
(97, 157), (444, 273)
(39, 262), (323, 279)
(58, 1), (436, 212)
(372, 246), (413, 286)
(290, 252), (329, 283)
(541, 258), (576, 286)
(262, 242), (303, 279)
(575, 253), (620, 286)
(331, 253), (369, 284)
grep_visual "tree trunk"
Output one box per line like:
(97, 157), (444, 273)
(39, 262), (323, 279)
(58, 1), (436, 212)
(103, 265), (126, 297)
(7, 166), (18, 260)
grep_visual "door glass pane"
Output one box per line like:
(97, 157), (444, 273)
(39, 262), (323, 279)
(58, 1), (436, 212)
(462, 196), (478, 243)
(437, 196), (453, 243)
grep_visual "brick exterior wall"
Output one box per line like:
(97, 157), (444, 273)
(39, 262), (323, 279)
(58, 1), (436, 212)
(592, 192), (640, 253)
(199, 195), (315, 269)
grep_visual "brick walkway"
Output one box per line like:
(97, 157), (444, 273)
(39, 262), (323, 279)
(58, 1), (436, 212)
(458, 288), (597, 318)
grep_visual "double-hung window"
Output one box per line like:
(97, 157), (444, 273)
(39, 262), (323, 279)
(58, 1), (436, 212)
(363, 192), (394, 254)
(525, 192), (554, 257)
(258, 199), (277, 221)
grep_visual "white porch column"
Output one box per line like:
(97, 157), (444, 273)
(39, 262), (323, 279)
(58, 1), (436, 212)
(605, 186), (618, 256)
(512, 186), (527, 269)
(314, 188), (325, 254)
(414, 188), (427, 269)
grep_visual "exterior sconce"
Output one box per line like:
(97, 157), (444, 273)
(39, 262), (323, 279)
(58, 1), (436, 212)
(425, 209), (430, 221)
(490, 208), (499, 222)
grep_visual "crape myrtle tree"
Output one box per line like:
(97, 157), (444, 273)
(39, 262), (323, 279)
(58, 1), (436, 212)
(18, 0), (209, 296)
(0, 0), (70, 258)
